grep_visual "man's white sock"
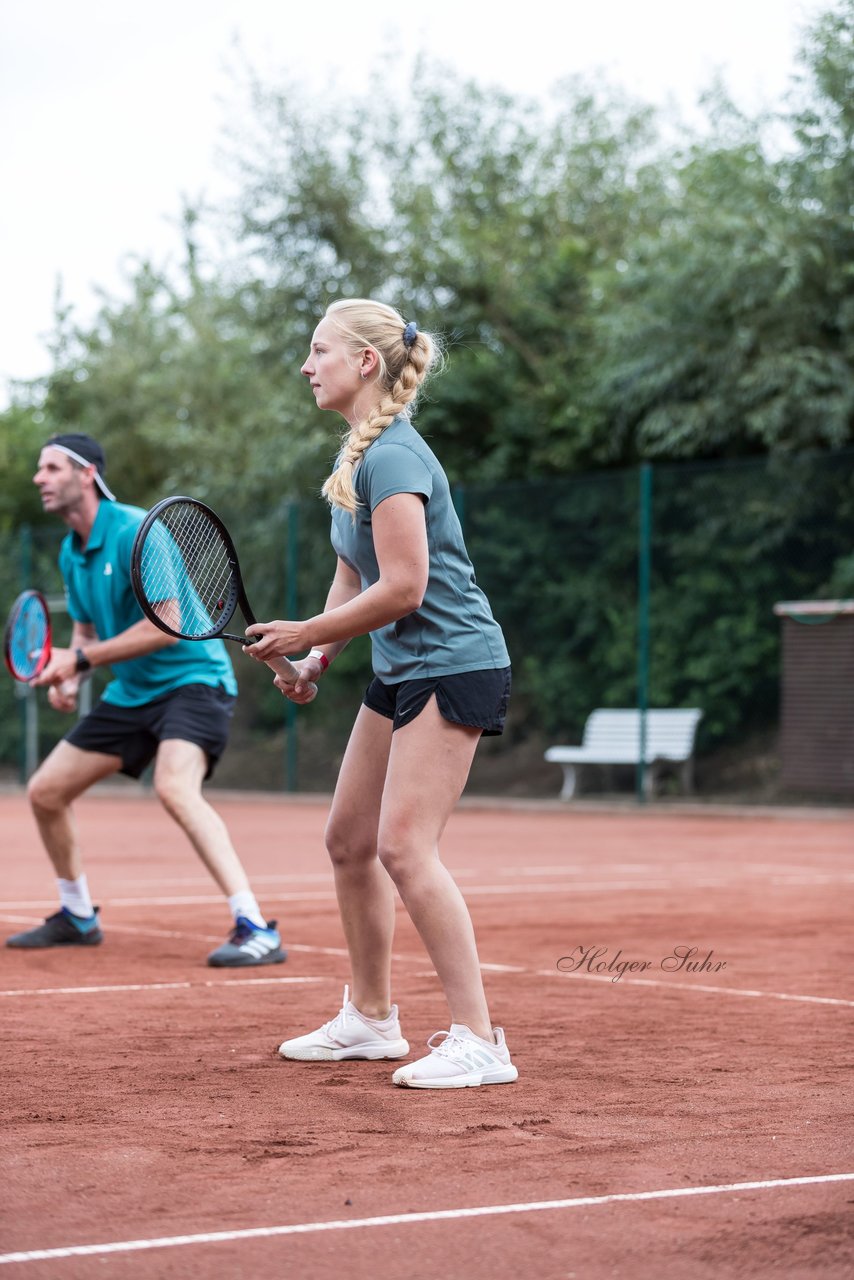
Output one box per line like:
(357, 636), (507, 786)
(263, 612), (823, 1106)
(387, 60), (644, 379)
(58, 875), (95, 919)
(228, 891), (266, 929)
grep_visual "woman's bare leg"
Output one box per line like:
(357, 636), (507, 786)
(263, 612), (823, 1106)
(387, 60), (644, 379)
(324, 704), (396, 1019)
(377, 696), (491, 1039)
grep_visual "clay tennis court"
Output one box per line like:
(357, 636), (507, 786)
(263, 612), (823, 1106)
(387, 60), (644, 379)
(1, 788), (852, 1278)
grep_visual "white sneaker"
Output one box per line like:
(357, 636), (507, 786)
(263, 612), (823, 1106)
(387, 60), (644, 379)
(392, 1024), (518, 1089)
(278, 986), (409, 1061)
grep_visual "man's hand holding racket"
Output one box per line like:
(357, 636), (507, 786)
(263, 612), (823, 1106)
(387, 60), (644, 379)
(31, 646), (86, 712)
(46, 670), (83, 713)
(4, 590), (81, 709)
(130, 496), (319, 699)
(29, 647), (79, 689)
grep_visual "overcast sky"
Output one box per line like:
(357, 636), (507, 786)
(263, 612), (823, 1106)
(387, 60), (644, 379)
(0, 0), (827, 405)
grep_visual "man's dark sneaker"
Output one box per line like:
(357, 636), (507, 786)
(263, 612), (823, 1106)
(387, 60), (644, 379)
(207, 917), (286, 968)
(6, 907), (103, 948)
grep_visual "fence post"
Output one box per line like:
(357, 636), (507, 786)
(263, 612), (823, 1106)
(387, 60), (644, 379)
(285, 502), (299, 793)
(452, 484), (466, 539)
(636, 464), (653, 803)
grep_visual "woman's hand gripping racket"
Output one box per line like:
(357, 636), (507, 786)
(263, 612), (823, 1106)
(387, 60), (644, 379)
(130, 497), (315, 694)
(4, 590), (52, 682)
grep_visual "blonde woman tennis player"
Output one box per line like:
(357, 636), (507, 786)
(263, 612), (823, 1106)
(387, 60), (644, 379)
(246, 299), (517, 1089)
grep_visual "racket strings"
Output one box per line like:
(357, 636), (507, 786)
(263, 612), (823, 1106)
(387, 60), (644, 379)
(165, 504), (234, 615)
(8, 597), (49, 679)
(139, 504), (236, 638)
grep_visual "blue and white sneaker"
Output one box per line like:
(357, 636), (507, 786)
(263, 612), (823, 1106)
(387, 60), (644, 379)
(206, 917), (286, 968)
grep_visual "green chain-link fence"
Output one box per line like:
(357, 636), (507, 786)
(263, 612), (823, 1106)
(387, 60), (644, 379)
(3, 448), (853, 799)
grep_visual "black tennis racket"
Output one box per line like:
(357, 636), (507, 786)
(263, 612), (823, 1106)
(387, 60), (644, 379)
(4, 590), (52, 682)
(130, 496), (306, 686)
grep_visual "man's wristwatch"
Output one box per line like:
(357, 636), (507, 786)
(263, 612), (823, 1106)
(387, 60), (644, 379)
(74, 648), (92, 674)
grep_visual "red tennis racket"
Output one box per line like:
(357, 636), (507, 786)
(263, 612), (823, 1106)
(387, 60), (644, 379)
(4, 590), (52, 682)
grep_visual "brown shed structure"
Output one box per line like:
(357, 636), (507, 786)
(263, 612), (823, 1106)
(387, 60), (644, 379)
(774, 600), (854, 797)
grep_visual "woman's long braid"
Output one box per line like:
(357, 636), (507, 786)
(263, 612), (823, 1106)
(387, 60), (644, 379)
(322, 308), (436, 514)
(347, 353), (422, 467)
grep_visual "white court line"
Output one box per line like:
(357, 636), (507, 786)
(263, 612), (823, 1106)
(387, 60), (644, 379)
(0, 916), (226, 944)
(538, 969), (854, 1008)
(1, 871), (853, 912)
(2, 1173), (852, 1265)
(0, 977), (326, 998)
(463, 877), (854, 894)
(0, 893), (341, 908)
(31, 861), (827, 890)
(0, 913), (420, 962)
(114, 873), (337, 887)
(0, 878), (847, 911)
(5, 964), (847, 1009)
(2, 911), (849, 1009)
(497, 866), (587, 875)
(772, 874), (854, 885)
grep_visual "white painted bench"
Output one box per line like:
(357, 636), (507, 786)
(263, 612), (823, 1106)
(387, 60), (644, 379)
(544, 708), (704, 799)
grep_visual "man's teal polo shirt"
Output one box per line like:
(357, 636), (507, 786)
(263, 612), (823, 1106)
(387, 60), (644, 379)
(59, 500), (237, 707)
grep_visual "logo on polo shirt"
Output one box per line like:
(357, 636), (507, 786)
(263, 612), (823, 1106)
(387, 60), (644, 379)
(103, 562), (113, 576)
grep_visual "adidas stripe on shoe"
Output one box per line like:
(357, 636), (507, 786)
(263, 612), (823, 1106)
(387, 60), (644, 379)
(206, 917), (286, 968)
(392, 1024), (518, 1089)
(278, 986), (409, 1061)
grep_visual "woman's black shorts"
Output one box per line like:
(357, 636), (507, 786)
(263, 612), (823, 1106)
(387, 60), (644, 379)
(64, 683), (235, 779)
(363, 666), (511, 736)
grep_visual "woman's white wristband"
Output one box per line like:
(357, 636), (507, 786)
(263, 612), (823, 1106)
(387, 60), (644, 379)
(308, 648), (330, 671)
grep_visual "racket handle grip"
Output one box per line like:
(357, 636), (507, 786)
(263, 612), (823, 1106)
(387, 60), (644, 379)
(266, 654), (301, 684)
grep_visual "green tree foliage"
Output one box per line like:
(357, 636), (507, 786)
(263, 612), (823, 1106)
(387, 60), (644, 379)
(5, 2), (851, 489)
(221, 3), (853, 473)
(0, 403), (51, 530)
(37, 260), (330, 516)
(588, 4), (854, 460)
(231, 67), (668, 480)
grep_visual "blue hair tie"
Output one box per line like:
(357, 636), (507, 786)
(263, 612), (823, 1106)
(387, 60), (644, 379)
(402, 321), (417, 349)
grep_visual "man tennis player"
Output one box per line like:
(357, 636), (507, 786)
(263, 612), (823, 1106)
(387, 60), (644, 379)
(5, 433), (283, 968)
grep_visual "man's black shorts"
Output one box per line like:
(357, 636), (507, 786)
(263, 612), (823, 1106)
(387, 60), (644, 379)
(64, 683), (235, 780)
(363, 666), (511, 736)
